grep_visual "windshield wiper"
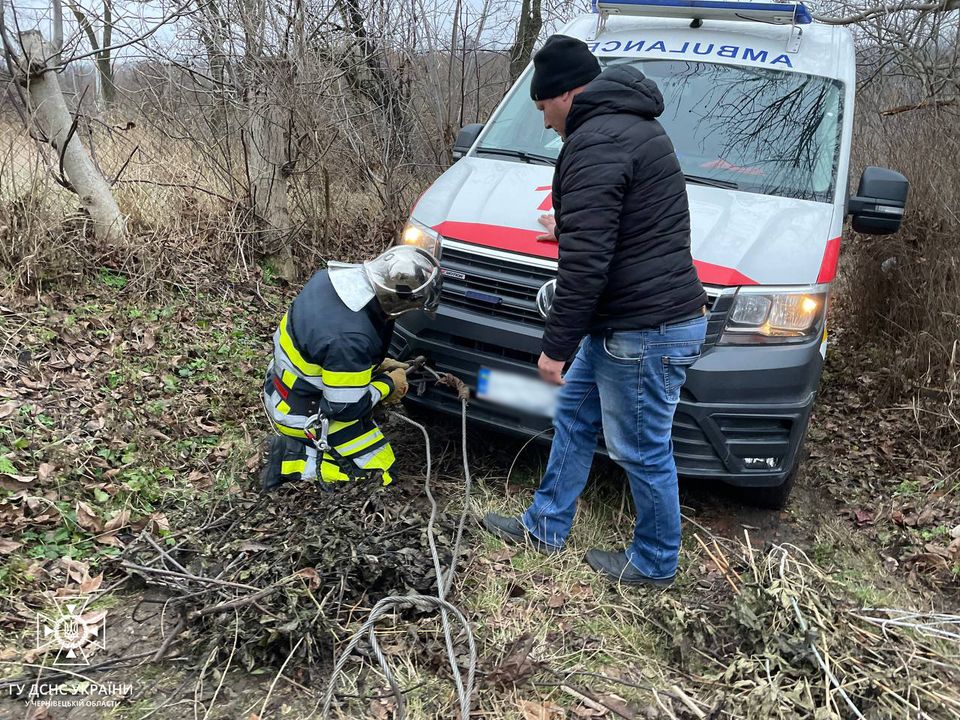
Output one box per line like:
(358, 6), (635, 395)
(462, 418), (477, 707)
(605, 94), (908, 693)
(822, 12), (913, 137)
(475, 147), (556, 166)
(684, 174), (740, 190)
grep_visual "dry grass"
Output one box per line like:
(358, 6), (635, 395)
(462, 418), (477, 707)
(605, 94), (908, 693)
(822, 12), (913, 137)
(316, 456), (958, 719)
(0, 117), (408, 293)
(842, 102), (960, 414)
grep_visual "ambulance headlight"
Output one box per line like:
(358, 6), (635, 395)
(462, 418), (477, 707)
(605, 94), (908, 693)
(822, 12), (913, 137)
(399, 219), (441, 259)
(720, 289), (826, 344)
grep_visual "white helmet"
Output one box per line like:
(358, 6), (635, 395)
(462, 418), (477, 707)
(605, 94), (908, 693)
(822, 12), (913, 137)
(328, 246), (442, 318)
(364, 246), (442, 317)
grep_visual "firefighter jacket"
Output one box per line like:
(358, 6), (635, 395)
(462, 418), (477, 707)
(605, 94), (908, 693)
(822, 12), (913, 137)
(263, 269), (397, 484)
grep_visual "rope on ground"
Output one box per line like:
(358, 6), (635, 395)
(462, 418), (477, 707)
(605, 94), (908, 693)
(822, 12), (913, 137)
(318, 397), (476, 720)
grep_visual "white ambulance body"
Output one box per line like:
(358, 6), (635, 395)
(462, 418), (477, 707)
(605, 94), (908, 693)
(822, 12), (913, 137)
(391, 0), (908, 507)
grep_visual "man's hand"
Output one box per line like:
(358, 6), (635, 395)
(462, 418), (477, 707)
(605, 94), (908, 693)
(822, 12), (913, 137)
(382, 367), (408, 404)
(378, 358), (408, 373)
(536, 214), (557, 243)
(538, 352), (565, 385)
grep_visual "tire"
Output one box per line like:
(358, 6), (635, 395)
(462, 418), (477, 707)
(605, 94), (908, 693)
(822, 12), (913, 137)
(738, 448), (804, 510)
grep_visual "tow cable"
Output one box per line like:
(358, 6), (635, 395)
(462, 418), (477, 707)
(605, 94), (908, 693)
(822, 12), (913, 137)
(319, 361), (477, 720)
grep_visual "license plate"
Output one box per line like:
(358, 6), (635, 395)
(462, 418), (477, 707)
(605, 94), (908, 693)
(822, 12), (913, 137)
(476, 367), (557, 418)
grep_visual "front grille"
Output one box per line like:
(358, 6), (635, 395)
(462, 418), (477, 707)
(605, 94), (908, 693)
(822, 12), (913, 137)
(673, 410), (727, 473)
(439, 245), (732, 342)
(716, 415), (792, 443)
(420, 328), (539, 365)
(440, 245), (553, 327)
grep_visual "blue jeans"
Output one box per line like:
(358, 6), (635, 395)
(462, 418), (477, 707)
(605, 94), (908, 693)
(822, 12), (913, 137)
(522, 316), (707, 579)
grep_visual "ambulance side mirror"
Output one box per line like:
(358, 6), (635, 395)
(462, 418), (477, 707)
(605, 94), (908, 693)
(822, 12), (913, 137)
(847, 166), (908, 235)
(452, 124), (484, 161)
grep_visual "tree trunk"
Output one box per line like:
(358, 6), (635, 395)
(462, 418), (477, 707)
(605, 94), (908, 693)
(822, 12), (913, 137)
(509, 0), (542, 82)
(244, 66), (295, 280)
(66, 0), (115, 107)
(13, 31), (125, 245)
(50, 0), (63, 65)
(98, 0), (115, 105)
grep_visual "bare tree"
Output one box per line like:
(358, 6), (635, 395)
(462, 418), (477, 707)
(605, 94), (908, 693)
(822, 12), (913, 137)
(814, 0), (959, 111)
(4, 29), (126, 244)
(814, 0), (959, 25)
(51, 0), (63, 63)
(243, 59), (298, 279)
(66, 0), (116, 105)
(509, 0), (542, 81)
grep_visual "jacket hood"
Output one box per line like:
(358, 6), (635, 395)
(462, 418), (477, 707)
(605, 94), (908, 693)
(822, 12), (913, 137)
(566, 65), (664, 136)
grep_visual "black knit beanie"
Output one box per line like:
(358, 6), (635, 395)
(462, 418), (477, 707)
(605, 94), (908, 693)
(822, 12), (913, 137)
(530, 35), (601, 101)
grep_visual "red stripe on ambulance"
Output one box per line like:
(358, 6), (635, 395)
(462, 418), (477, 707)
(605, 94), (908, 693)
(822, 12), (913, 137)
(433, 221), (559, 259)
(816, 236), (841, 284)
(434, 220), (760, 287)
(693, 260), (757, 286)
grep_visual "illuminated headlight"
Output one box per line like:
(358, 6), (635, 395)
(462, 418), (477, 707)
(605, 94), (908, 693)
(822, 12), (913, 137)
(399, 219), (441, 258)
(720, 289), (826, 344)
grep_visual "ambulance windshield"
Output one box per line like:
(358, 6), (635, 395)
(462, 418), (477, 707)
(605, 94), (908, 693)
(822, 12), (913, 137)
(476, 59), (843, 203)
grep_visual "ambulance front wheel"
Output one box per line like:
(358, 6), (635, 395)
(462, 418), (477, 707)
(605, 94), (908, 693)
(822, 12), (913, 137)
(740, 446), (805, 510)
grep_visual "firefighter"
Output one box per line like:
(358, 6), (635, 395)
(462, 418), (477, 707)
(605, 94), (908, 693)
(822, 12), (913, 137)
(260, 245), (442, 491)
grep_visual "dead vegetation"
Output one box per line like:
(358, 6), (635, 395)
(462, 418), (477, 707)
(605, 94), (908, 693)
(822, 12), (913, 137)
(120, 467), (461, 676)
(646, 538), (960, 718)
(0, 276), (958, 718)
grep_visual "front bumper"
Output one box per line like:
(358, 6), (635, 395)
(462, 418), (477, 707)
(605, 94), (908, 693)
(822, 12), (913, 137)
(392, 306), (822, 488)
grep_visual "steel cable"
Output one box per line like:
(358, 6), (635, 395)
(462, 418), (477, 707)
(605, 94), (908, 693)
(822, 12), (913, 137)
(319, 397), (476, 719)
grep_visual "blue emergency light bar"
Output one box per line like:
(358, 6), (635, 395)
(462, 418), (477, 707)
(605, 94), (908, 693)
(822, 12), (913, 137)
(592, 0), (813, 25)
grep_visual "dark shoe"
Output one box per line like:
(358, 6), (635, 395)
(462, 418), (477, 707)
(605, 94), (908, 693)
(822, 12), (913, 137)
(585, 549), (674, 587)
(260, 436), (289, 492)
(481, 512), (562, 555)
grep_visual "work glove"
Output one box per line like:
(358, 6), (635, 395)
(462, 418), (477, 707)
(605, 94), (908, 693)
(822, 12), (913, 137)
(382, 367), (408, 405)
(377, 358), (408, 373)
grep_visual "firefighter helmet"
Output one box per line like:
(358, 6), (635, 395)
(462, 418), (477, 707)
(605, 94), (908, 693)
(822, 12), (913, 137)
(363, 246), (442, 317)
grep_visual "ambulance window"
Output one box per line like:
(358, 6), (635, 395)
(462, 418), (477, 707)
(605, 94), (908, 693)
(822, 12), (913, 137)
(478, 72), (563, 160)
(476, 57), (843, 203)
(606, 58), (844, 202)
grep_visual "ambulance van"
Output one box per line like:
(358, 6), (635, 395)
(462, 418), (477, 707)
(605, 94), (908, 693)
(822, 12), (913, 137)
(390, 0), (909, 507)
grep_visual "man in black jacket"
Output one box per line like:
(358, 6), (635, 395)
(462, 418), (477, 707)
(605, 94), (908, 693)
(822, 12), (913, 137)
(483, 35), (708, 586)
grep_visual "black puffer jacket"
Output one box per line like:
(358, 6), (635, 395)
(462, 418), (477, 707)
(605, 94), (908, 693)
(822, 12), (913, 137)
(542, 65), (707, 361)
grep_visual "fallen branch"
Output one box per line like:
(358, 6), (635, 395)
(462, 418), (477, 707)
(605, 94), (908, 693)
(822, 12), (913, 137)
(121, 560), (260, 591)
(188, 581), (290, 619)
(694, 533), (739, 595)
(669, 684), (707, 719)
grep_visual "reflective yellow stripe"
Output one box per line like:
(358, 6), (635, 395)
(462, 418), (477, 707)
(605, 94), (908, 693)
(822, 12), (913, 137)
(321, 366), (373, 387)
(274, 422), (307, 439)
(335, 427), (384, 455)
(277, 400), (291, 415)
(279, 313), (323, 376)
(281, 459), (306, 475)
(360, 444), (395, 471)
(372, 380), (390, 399)
(281, 369), (298, 388)
(320, 457), (350, 483)
(328, 419), (359, 434)
(380, 471), (393, 487)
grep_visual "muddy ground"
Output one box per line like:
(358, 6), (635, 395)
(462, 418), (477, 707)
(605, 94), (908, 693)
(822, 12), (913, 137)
(0, 275), (957, 720)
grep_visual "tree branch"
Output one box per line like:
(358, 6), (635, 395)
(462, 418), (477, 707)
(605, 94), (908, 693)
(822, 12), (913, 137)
(66, 0), (100, 53)
(55, 0), (199, 69)
(881, 95), (959, 114)
(814, 0), (960, 25)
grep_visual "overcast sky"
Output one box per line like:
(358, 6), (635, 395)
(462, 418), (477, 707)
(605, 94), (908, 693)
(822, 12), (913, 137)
(5, 0), (590, 66)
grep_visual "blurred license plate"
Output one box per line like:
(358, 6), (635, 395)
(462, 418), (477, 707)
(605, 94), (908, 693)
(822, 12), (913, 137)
(476, 367), (557, 418)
